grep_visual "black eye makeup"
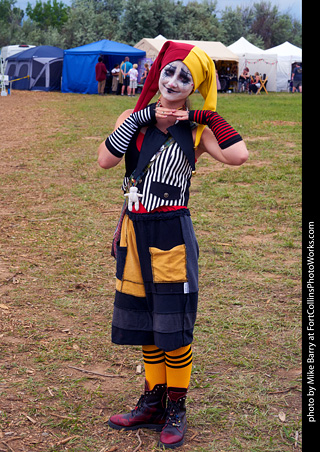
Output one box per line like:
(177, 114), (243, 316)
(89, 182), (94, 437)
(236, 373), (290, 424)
(163, 67), (175, 77)
(162, 63), (192, 85)
(180, 72), (192, 84)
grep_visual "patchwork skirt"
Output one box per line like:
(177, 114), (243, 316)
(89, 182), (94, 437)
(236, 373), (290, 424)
(112, 209), (199, 352)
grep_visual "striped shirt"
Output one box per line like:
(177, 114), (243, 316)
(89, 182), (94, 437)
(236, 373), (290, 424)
(122, 138), (193, 212)
(105, 105), (195, 213)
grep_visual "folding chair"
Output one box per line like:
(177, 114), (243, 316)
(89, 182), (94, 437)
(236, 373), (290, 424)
(257, 74), (268, 94)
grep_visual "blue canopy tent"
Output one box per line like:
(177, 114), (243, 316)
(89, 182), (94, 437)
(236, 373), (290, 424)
(61, 40), (146, 94)
(5, 46), (63, 91)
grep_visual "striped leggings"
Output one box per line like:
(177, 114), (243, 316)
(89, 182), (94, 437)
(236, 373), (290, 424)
(142, 344), (192, 390)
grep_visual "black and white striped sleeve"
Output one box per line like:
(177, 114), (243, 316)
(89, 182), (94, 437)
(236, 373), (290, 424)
(105, 105), (156, 158)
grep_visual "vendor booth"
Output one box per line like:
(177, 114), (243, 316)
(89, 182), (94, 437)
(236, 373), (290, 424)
(265, 41), (302, 92)
(228, 37), (277, 92)
(5, 45), (63, 91)
(61, 40), (146, 94)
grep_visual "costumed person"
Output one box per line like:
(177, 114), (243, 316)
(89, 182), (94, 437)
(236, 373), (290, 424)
(98, 41), (248, 449)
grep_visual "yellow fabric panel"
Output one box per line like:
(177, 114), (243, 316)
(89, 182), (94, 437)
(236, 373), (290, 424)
(116, 278), (146, 298)
(149, 244), (187, 283)
(183, 46), (217, 149)
(117, 215), (146, 297)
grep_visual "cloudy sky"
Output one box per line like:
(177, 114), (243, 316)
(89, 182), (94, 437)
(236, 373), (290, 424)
(15, 0), (302, 21)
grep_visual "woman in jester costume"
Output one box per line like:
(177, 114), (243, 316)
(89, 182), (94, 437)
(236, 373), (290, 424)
(98, 41), (249, 449)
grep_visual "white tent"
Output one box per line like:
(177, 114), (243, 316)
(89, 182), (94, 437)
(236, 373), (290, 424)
(135, 38), (239, 62)
(228, 36), (265, 54)
(265, 41), (302, 92)
(227, 37), (277, 91)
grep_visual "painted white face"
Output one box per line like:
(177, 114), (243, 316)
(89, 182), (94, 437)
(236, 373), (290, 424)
(159, 60), (194, 102)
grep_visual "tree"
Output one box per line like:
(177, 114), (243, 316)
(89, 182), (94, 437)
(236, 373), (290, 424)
(172, 0), (219, 40)
(217, 6), (264, 47)
(92, 0), (124, 21)
(0, 0), (24, 47)
(119, 0), (157, 45)
(25, 0), (69, 32)
(250, 1), (301, 48)
(2, 0), (301, 54)
(288, 19), (302, 48)
(148, 0), (178, 40)
(61, 0), (123, 48)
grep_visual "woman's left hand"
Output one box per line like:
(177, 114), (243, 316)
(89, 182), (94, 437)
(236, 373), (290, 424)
(155, 107), (189, 121)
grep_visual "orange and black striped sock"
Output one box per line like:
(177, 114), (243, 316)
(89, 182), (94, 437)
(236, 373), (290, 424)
(165, 345), (193, 389)
(142, 345), (166, 390)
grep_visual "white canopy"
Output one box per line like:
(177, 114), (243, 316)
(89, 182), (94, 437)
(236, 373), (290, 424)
(135, 38), (239, 62)
(227, 37), (277, 91)
(265, 41), (302, 58)
(265, 41), (302, 92)
(228, 36), (265, 54)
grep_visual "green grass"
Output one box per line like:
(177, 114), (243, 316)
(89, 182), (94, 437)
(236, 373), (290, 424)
(0, 91), (301, 451)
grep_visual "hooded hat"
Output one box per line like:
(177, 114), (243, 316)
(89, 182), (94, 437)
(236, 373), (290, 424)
(134, 40), (217, 148)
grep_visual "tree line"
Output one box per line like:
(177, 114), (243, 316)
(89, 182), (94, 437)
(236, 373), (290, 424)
(0, 0), (302, 51)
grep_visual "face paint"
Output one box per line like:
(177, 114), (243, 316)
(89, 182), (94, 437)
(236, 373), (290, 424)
(159, 60), (194, 102)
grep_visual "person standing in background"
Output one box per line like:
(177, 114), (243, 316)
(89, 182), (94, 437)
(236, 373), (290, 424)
(111, 64), (120, 94)
(140, 62), (150, 85)
(292, 63), (302, 93)
(128, 63), (139, 96)
(117, 60), (125, 95)
(121, 56), (133, 96)
(95, 56), (107, 95)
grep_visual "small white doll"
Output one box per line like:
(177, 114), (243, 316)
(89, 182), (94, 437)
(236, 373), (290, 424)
(124, 186), (143, 211)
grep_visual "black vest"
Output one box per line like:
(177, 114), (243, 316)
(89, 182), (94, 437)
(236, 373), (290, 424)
(122, 118), (196, 212)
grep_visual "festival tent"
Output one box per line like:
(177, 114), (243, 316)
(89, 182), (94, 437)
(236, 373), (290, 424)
(227, 37), (277, 91)
(5, 46), (63, 91)
(265, 41), (302, 92)
(228, 36), (265, 54)
(61, 40), (146, 94)
(135, 38), (239, 62)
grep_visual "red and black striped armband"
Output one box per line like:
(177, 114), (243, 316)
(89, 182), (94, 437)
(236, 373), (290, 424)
(189, 110), (242, 149)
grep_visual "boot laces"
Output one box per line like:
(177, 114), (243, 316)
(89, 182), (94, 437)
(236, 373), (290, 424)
(132, 394), (145, 414)
(166, 400), (181, 427)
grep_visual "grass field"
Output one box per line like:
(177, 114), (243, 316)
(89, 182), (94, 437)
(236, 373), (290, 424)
(0, 90), (302, 451)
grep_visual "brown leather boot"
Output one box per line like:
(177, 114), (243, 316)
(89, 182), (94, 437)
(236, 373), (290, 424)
(108, 381), (167, 431)
(159, 388), (187, 449)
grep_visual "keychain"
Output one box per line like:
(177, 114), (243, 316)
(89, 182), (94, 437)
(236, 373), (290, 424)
(125, 186), (143, 211)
